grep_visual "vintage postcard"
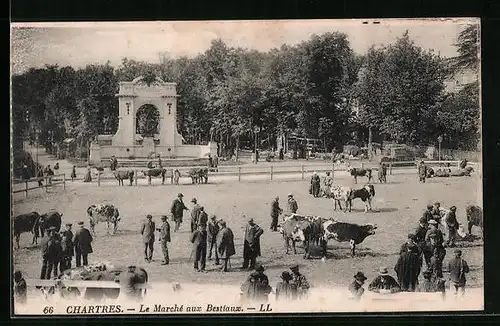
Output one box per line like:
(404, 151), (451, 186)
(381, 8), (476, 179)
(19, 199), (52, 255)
(10, 18), (482, 316)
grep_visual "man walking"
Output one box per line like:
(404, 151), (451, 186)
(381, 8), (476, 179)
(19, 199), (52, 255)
(141, 215), (156, 263)
(190, 198), (201, 232)
(448, 249), (470, 297)
(190, 224), (207, 272)
(270, 196), (282, 232)
(157, 215), (171, 265)
(216, 220), (235, 272)
(207, 215), (220, 264)
(171, 193), (188, 232)
(73, 221), (93, 267)
(242, 217), (264, 270)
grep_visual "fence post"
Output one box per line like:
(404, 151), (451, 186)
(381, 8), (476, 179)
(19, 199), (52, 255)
(270, 166), (273, 181)
(25, 181), (29, 198)
(63, 174), (66, 190)
(238, 167), (241, 182)
(97, 171), (101, 187)
(135, 169), (138, 186)
(389, 162), (393, 175)
(301, 165), (305, 179)
(171, 169), (174, 184)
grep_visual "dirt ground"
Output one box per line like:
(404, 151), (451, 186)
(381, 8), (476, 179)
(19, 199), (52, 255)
(12, 171), (483, 293)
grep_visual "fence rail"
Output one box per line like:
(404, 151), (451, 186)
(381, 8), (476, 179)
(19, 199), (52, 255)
(12, 174), (66, 197)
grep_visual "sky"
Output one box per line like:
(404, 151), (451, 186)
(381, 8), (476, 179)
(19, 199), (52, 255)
(11, 18), (479, 75)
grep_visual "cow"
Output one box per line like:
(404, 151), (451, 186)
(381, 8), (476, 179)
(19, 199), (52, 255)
(426, 167), (435, 178)
(188, 168), (208, 184)
(466, 205), (483, 235)
(40, 211), (63, 234)
(347, 167), (373, 184)
(87, 204), (120, 235)
(346, 184), (375, 213)
(450, 166), (474, 177)
(141, 168), (167, 185)
(321, 220), (377, 257)
(434, 169), (451, 177)
(114, 170), (134, 186)
(44, 262), (148, 300)
(329, 185), (352, 212)
(280, 215), (313, 258)
(13, 212), (41, 249)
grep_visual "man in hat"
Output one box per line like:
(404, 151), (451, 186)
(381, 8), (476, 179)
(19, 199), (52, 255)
(310, 171), (321, 197)
(216, 220), (235, 272)
(171, 193), (188, 232)
(14, 271), (27, 304)
(368, 267), (401, 293)
(447, 249), (470, 297)
(42, 227), (62, 279)
(207, 215), (220, 264)
(198, 207), (208, 229)
(349, 272), (368, 300)
(269, 196), (282, 232)
(141, 215), (156, 262)
(242, 217), (264, 270)
(425, 219), (444, 247)
(290, 265), (310, 299)
(445, 206), (459, 247)
(118, 265), (143, 301)
(276, 271), (298, 301)
(60, 223), (74, 272)
(431, 202), (443, 223)
(422, 205), (434, 224)
(418, 160), (427, 183)
(240, 264), (272, 302)
(414, 219), (428, 247)
(190, 198), (201, 232)
(428, 242), (446, 278)
(110, 155), (118, 171)
(286, 193), (299, 215)
(73, 221), (93, 267)
(157, 215), (171, 265)
(190, 224), (208, 272)
(399, 234), (420, 256)
(394, 243), (421, 292)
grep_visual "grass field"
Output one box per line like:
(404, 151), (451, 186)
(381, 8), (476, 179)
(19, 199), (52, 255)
(12, 171), (483, 294)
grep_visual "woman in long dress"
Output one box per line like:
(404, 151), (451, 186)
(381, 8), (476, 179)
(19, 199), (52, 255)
(83, 166), (92, 182)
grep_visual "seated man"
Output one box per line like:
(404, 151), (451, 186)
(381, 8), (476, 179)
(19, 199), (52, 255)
(368, 267), (401, 294)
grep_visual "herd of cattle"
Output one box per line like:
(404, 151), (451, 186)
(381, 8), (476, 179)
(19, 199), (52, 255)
(113, 168), (209, 185)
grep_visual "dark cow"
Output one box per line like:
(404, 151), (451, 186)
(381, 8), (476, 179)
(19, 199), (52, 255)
(346, 185), (375, 213)
(13, 212), (41, 249)
(87, 204), (120, 235)
(347, 167), (373, 184)
(466, 205), (483, 235)
(141, 168), (167, 185)
(188, 168), (208, 184)
(114, 170), (134, 186)
(40, 211), (63, 234)
(321, 220), (377, 257)
(450, 166), (474, 177)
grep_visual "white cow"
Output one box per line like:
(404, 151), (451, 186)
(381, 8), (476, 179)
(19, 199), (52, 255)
(87, 204), (121, 235)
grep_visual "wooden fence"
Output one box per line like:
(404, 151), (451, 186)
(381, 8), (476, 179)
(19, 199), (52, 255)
(12, 174), (66, 198)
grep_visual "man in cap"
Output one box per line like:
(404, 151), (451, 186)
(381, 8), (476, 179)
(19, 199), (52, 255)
(190, 224), (208, 272)
(310, 171), (321, 197)
(157, 215), (171, 265)
(286, 193), (299, 215)
(290, 265), (310, 299)
(171, 193), (188, 232)
(368, 267), (401, 293)
(190, 198), (201, 232)
(242, 217), (264, 270)
(445, 206), (459, 247)
(349, 272), (368, 300)
(141, 214), (156, 262)
(73, 221), (93, 267)
(447, 249), (470, 297)
(394, 243), (421, 292)
(418, 160), (427, 183)
(269, 196), (282, 232)
(240, 264), (272, 302)
(275, 271), (298, 301)
(198, 207), (208, 229)
(207, 215), (220, 264)
(216, 220), (235, 272)
(59, 223), (74, 272)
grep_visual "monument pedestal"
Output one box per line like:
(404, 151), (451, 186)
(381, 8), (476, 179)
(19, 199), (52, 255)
(89, 142), (101, 166)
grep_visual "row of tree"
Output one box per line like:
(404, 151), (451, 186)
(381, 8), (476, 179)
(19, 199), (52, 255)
(11, 25), (480, 161)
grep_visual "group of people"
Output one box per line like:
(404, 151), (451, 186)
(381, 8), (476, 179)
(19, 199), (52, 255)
(38, 221), (94, 280)
(270, 193), (299, 231)
(349, 202), (470, 300)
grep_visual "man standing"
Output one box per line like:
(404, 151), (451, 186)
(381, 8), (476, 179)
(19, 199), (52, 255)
(431, 202), (443, 223)
(73, 221), (93, 267)
(60, 223), (74, 272)
(448, 249), (470, 297)
(275, 271), (298, 301)
(310, 172), (321, 197)
(290, 265), (310, 299)
(157, 215), (171, 265)
(190, 224), (207, 272)
(171, 193), (188, 232)
(286, 194), (299, 215)
(41, 227), (62, 279)
(394, 244), (421, 292)
(207, 215), (220, 265)
(198, 207), (208, 229)
(270, 196), (282, 232)
(216, 220), (235, 272)
(242, 217), (264, 270)
(190, 198), (201, 232)
(141, 215), (156, 263)
(418, 160), (427, 183)
(445, 206), (459, 247)
(324, 171), (334, 188)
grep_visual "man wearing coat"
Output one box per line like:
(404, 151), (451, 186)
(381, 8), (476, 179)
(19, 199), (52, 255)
(394, 244), (421, 292)
(270, 196), (282, 232)
(198, 207), (208, 229)
(207, 215), (220, 265)
(216, 220), (235, 272)
(73, 221), (93, 267)
(242, 217), (264, 270)
(190, 198), (201, 232)
(191, 224), (208, 272)
(171, 193), (188, 232)
(141, 215), (156, 262)
(310, 172), (321, 197)
(286, 194), (299, 215)
(60, 223), (74, 272)
(157, 215), (171, 265)
(445, 206), (459, 247)
(418, 161), (427, 183)
(41, 227), (62, 279)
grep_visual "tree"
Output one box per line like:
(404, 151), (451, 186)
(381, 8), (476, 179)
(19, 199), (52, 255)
(452, 24), (480, 72)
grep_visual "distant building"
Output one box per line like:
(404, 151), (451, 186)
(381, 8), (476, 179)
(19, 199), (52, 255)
(443, 68), (478, 93)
